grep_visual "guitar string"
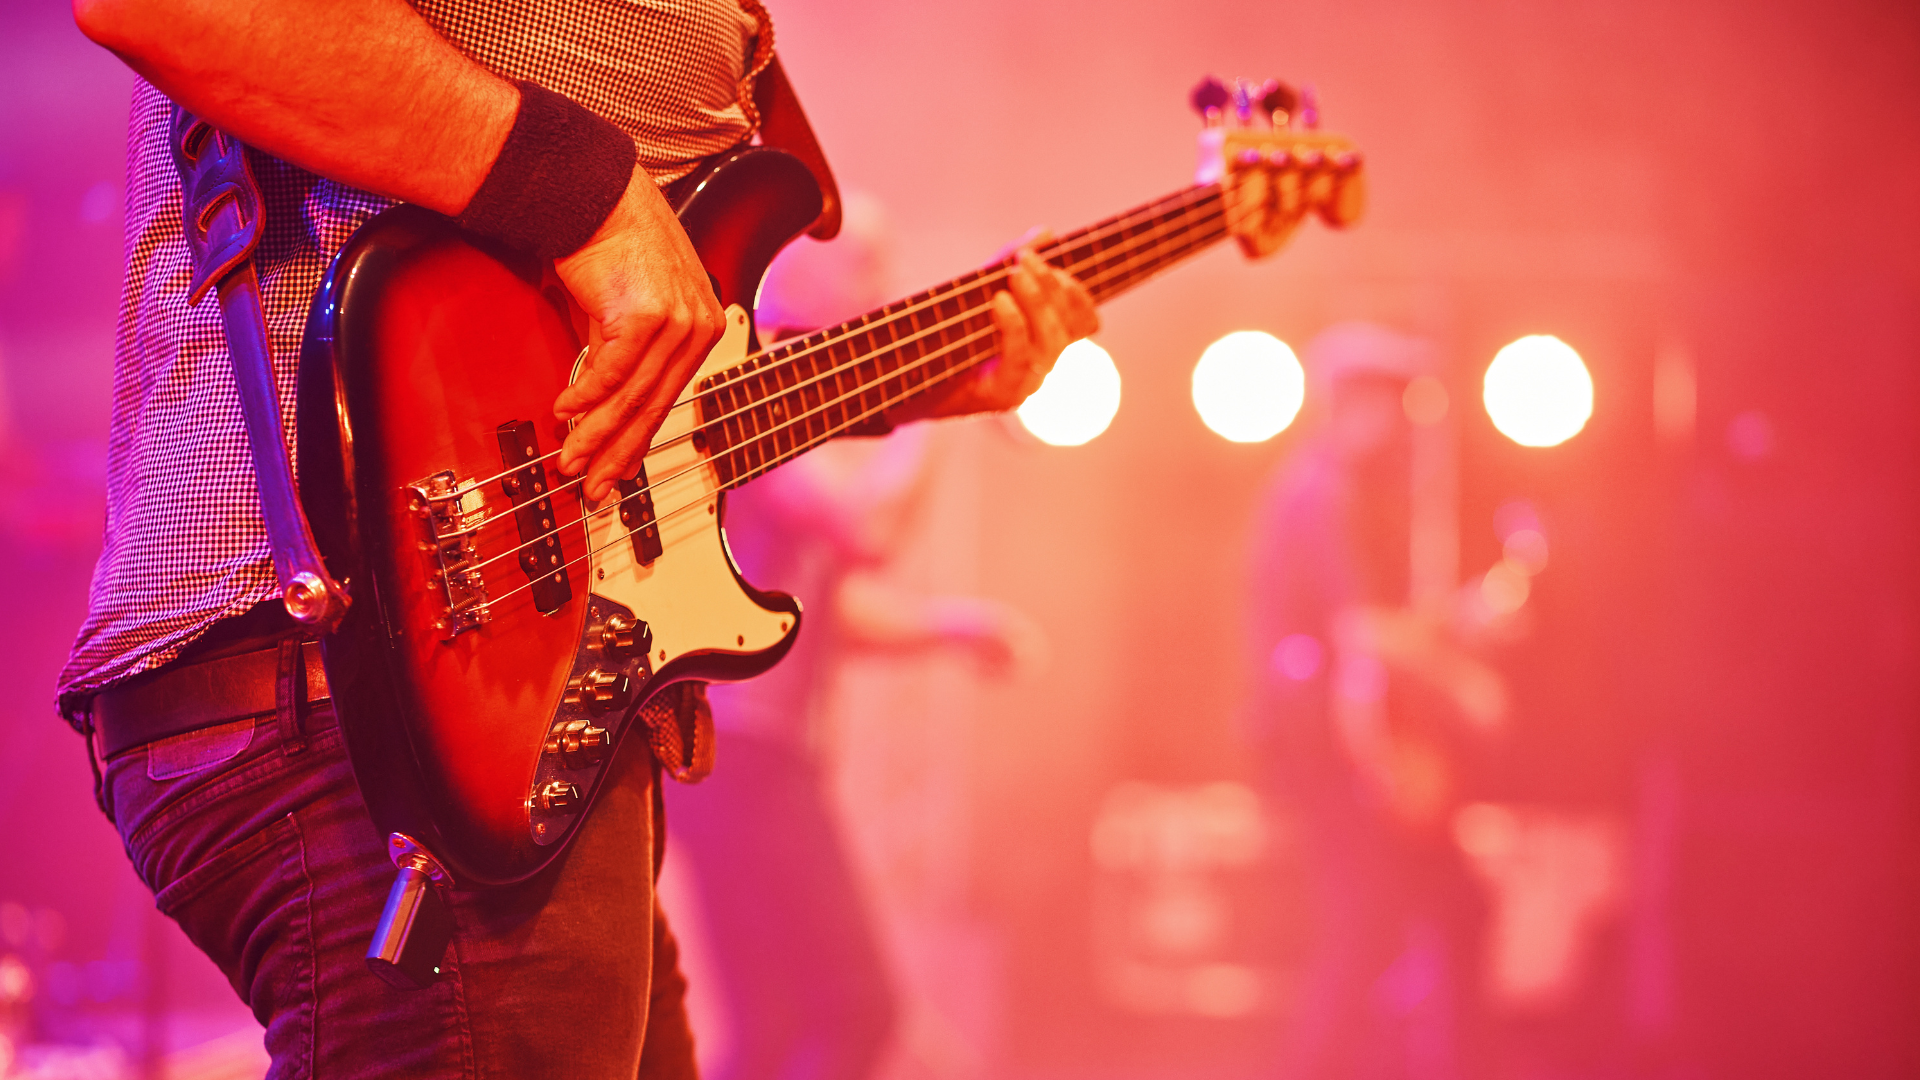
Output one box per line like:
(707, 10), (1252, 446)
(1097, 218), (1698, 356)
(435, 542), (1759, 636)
(453, 199), (1231, 582)
(470, 327), (988, 619)
(456, 203), (1221, 588)
(466, 209), (1234, 617)
(454, 194), (1232, 577)
(444, 193), (1233, 578)
(645, 199), (1244, 516)
(471, 212), (1236, 620)
(432, 173), (1266, 509)
(650, 184), (1230, 429)
(660, 188), (1239, 457)
(424, 183), (1227, 506)
(458, 198), (1235, 587)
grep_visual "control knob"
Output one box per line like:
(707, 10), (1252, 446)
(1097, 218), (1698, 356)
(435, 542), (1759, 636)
(563, 668), (632, 712)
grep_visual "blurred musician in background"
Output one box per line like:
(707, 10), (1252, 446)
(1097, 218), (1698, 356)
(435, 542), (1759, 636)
(1248, 322), (1509, 1080)
(665, 201), (1044, 1080)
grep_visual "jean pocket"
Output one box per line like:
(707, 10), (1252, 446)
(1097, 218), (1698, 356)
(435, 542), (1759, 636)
(155, 813), (314, 1076)
(148, 718), (256, 780)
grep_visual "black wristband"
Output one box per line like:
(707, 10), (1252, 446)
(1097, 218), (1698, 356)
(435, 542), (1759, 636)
(456, 81), (638, 261)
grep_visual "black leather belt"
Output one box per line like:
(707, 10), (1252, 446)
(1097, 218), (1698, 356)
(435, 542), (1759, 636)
(90, 640), (329, 759)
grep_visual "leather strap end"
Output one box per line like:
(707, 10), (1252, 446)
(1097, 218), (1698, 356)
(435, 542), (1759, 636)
(170, 107), (264, 305)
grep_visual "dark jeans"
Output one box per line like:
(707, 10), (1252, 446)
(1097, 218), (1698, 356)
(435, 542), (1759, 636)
(99, 701), (696, 1078)
(664, 733), (894, 1080)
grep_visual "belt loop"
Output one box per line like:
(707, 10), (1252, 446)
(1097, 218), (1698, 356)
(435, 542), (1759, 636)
(61, 696), (116, 825)
(276, 638), (308, 756)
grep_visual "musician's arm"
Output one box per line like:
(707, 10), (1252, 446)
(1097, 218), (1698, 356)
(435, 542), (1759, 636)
(835, 574), (1047, 678)
(72, 0), (725, 502)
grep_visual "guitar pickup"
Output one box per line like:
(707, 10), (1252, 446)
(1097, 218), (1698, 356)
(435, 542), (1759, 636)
(616, 471), (663, 566)
(497, 421), (572, 615)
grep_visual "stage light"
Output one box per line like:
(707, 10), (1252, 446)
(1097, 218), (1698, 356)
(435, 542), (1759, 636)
(1017, 338), (1121, 446)
(1482, 335), (1593, 447)
(1192, 331), (1305, 443)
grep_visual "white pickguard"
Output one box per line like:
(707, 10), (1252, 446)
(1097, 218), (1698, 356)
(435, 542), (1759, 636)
(574, 305), (795, 680)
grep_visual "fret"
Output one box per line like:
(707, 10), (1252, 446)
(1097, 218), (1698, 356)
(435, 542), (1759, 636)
(740, 405), (765, 479)
(779, 351), (808, 458)
(770, 360), (798, 461)
(701, 376), (737, 487)
(905, 294), (935, 335)
(823, 338), (854, 430)
(1055, 237), (1097, 279)
(863, 316), (897, 406)
(928, 299), (959, 370)
(763, 389), (790, 464)
(800, 341), (830, 444)
(853, 350), (877, 417)
(841, 334), (867, 423)
(780, 339), (812, 443)
(868, 316), (898, 369)
(746, 374), (770, 471)
(746, 370), (773, 470)
(720, 378), (746, 480)
(897, 326), (925, 393)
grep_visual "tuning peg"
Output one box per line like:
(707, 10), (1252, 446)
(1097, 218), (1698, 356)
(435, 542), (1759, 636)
(1299, 83), (1321, 130)
(1190, 76), (1231, 127)
(1261, 80), (1299, 127)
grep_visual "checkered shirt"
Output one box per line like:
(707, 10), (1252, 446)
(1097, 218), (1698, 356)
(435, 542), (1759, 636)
(59, 0), (770, 700)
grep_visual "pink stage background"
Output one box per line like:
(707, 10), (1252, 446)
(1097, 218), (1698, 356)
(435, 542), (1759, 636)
(1, 0), (1916, 1077)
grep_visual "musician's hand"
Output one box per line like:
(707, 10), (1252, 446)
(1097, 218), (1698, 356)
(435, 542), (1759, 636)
(889, 238), (1098, 423)
(552, 168), (727, 501)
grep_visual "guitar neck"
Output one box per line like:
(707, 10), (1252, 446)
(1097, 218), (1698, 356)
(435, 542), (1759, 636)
(693, 182), (1232, 488)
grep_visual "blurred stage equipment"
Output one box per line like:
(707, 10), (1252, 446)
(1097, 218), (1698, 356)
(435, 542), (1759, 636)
(1017, 338), (1122, 445)
(1482, 334), (1593, 447)
(1191, 330), (1305, 443)
(1090, 781), (1283, 1018)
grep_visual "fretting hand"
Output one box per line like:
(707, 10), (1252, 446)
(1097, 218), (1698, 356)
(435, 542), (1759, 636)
(889, 236), (1099, 423)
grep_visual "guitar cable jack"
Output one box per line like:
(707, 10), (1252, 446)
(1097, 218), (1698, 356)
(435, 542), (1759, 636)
(366, 833), (456, 991)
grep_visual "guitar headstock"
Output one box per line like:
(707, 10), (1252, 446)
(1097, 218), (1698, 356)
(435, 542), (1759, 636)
(1192, 77), (1366, 259)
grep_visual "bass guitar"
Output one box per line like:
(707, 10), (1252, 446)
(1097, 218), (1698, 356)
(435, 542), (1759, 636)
(296, 97), (1365, 912)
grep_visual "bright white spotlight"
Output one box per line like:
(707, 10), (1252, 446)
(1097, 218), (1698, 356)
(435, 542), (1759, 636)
(1192, 331), (1305, 443)
(1017, 338), (1122, 446)
(1483, 335), (1593, 447)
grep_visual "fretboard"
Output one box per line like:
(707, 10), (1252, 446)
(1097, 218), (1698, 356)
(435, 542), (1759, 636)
(695, 182), (1232, 488)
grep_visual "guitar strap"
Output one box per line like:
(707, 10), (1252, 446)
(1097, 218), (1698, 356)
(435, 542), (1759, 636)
(169, 106), (352, 635)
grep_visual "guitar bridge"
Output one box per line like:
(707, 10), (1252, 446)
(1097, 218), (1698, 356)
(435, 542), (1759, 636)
(406, 470), (491, 638)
